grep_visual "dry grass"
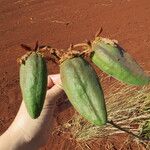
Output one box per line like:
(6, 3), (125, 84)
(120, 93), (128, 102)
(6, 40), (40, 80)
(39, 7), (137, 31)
(53, 72), (150, 149)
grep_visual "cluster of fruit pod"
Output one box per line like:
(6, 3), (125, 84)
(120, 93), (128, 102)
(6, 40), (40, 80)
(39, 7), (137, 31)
(18, 33), (150, 129)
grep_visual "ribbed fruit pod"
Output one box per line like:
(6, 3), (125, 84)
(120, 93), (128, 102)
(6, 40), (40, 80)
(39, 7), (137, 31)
(91, 37), (150, 85)
(20, 52), (47, 119)
(60, 56), (107, 125)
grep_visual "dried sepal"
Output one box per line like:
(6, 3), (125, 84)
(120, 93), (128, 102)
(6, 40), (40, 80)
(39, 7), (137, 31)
(17, 51), (33, 64)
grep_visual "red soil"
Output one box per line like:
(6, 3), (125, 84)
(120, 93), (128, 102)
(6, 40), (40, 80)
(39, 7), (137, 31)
(0, 0), (150, 149)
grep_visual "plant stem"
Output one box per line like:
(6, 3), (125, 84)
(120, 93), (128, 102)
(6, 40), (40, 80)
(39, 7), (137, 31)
(107, 120), (150, 142)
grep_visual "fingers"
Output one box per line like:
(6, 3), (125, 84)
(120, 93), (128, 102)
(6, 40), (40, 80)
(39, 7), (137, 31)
(47, 74), (62, 89)
(47, 76), (54, 88)
(45, 84), (64, 105)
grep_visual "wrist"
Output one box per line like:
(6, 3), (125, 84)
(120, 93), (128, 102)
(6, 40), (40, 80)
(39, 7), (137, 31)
(0, 126), (39, 150)
(0, 126), (24, 150)
(0, 128), (12, 150)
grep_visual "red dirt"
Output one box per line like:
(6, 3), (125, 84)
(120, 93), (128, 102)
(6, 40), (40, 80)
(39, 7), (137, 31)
(0, 0), (150, 149)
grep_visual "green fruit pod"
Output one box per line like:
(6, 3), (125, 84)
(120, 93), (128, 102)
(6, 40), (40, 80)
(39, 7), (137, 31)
(20, 52), (47, 119)
(91, 37), (150, 85)
(60, 56), (107, 125)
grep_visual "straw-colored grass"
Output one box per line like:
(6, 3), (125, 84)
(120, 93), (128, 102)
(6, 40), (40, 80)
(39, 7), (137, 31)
(53, 72), (150, 149)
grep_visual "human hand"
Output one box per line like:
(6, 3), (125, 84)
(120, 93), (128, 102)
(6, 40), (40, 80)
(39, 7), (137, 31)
(0, 74), (63, 150)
